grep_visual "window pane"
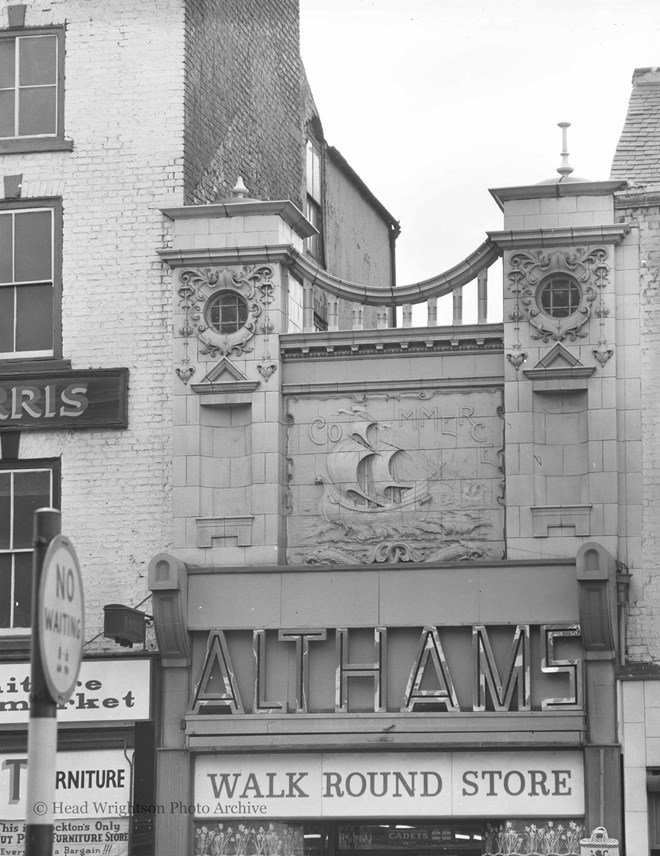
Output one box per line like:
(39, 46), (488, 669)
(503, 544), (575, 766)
(0, 287), (15, 353)
(0, 555), (11, 628)
(0, 90), (15, 137)
(18, 85), (56, 136)
(14, 210), (52, 282)
(16, 284), (53, 352)
(13, 470), (51, 549)
(19, 36), (56, 86)
(13, 552), (32, 627)
(0, 213), (12, 283)
(0, 38), (15, 88)
(0, 473), (10, 550)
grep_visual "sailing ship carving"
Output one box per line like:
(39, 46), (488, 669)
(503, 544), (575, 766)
(315, 415), (432, 525)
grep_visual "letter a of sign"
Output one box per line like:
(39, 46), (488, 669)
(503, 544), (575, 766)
(191, 631), (244, 714)
(402, 626), (459, 712)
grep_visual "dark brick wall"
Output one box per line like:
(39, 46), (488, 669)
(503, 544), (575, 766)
(184, 0), (304, 206)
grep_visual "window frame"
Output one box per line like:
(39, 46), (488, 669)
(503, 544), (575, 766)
(205, 290), (250, 335)
(0, 457), (60, 634)
(537, 274), (582, 319)
(305, 137), (324, 264)
(0, 25), (72, 154)
(0, 196), (63, 362)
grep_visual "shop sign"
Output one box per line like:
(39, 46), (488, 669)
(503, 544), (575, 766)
(194, 751), (585, 819)
(0, 659), (151, 724)
(0, 819), (129, 856)
(0, 747), (130, 856)
(0, 369), (128, 432)
(1, 748), (132, 819)
(192, 624), (582, 715)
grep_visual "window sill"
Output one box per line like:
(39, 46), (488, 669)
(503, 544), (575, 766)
(0, 634), (31, 657)
(0, 137), (74, 155)
(0, 358), (71, 375)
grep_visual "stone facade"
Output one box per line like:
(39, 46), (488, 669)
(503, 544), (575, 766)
(610, 66), (660, 856)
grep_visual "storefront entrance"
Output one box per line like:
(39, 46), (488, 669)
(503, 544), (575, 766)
(193, 819), (585, 856)
(337, 822), (483, 855)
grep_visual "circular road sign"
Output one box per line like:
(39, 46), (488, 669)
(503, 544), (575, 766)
(38, 535), (85, 704)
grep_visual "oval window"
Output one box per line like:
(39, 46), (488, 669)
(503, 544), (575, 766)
(206, 291), (248, 334)
(538, 276), (581, 318)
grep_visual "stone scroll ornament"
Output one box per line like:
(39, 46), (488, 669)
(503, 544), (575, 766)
(507, 246), (610, 343)
(176, 264), (275, 364)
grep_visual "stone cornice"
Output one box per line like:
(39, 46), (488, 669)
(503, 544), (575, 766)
(158, 244), (300, 268)
(161, 199), (317, 239)
(489, 180), (627, 210)
(488, 224), (630, 251)
(282, 376), (504, 396)
(281, 323), (504, 361)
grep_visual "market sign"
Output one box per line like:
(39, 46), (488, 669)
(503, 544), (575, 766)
(194, 751), (585, 818)
(0, 369), (128, 431)
(0, 659), (151, 724)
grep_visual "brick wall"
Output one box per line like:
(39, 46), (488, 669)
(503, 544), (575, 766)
(0, 0), (186, 645)
(183, 0), (304, 206)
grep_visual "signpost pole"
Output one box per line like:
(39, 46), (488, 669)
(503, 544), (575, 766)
(25, 508), (61, 856)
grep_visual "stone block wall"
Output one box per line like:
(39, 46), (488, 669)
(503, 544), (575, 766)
(616, 195), (660, 662)
(0, 0), (186, 644)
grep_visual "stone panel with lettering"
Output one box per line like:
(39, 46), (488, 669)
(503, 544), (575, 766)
(286, 390), (504, 564)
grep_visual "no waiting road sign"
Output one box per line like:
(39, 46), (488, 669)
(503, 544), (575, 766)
(38, 534), (85, 704)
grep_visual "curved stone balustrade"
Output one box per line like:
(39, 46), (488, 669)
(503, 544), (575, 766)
(290, 238), (501, 307)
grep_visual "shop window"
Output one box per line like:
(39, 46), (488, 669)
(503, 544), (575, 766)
(305, 138), (323, 262)
(192, 819), (586, 856)
(0, 27), (71, 153)
(0, 199), (61, 360)
(0, 459), (58, 630)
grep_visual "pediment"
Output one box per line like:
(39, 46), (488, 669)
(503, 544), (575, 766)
(523, 343), (595, 384)
(536, 343), (581, 370)
(191, 357), (259, 397)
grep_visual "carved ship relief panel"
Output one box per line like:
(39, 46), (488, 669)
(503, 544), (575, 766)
(286, 389), (505, 565)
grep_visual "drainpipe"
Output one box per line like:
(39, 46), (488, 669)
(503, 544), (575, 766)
(389, 220), (401, 326)
(616, 562), (632, 667)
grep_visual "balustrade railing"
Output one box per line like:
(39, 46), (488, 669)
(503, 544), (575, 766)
(288, 238), (501, 333)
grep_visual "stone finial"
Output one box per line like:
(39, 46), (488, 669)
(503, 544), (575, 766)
(231, 176), (250, 199)
(557, 121), (574, 178)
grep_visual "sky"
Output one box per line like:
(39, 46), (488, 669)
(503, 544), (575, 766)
(299, 0), (660, 322)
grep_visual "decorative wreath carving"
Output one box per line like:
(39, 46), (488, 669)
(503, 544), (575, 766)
(177, 265), (275, 358)
(507, 247), (609, 343)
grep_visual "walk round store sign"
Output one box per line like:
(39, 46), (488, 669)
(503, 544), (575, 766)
(38, 535), (85, 704)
